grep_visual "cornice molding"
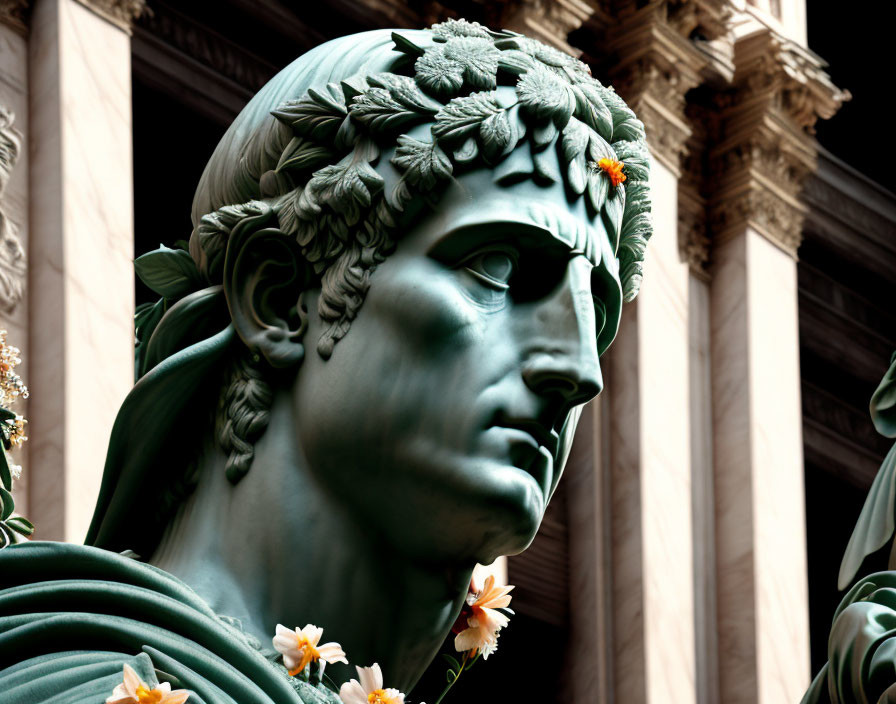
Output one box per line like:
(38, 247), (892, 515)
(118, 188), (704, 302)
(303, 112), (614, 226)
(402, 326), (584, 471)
(0, 0), (29, 35)
(707, 25), (849, 258)
(497, 0), (600, 55)
(74, 0), (146, 33)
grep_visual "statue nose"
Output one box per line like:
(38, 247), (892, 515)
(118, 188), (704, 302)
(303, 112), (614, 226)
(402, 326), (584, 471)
(519, 257), (603, 409)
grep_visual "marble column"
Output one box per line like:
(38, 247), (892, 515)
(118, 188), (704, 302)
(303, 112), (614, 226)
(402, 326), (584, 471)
(27, 0), (143, 542)
(707, 21), (847, 704)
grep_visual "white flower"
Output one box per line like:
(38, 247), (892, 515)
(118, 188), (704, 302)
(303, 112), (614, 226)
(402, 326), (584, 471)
(273, 623), (347, 676)
(105, 663), (189, 704)
(338, 663), (405, 704)
(453, 573), (514, 659)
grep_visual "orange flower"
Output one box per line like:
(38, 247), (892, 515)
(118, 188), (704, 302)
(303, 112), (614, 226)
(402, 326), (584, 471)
(453, 572), (514, 659)
(597, 157), (626, 187)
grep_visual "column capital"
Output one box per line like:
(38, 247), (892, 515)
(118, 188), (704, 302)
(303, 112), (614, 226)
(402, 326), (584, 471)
(600, 0), (733, 175)
(708, 26), (849, 257)
(74, 0), (146, 33)
(493, 0), (601, 55)
(0, 0), (29, 35)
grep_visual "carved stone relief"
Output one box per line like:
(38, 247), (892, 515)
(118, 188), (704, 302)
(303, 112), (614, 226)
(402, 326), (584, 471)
(0, 107), (25, 314)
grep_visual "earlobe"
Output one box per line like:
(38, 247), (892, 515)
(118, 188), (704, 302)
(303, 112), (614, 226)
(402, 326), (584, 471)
(223, 217), (311, 369)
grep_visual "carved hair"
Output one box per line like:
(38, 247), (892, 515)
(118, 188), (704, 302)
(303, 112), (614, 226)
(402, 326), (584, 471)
(142, 20), (653, 483)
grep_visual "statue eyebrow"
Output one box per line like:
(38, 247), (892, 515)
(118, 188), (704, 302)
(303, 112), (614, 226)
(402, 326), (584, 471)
(520, 202), (603, 269)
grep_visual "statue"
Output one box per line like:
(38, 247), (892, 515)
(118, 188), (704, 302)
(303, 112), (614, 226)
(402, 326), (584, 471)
(803, 352), (896, 703)
(0, 20), (652, 703)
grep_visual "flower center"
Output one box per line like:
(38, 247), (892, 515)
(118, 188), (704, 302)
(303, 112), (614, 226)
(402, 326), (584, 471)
(135, 686), (163, 704)
(287, 634), (321, 676)
(368, 690), (397, 704)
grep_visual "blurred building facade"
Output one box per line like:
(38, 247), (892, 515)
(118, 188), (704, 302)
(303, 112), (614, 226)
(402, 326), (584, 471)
(0, 1), (893, 702)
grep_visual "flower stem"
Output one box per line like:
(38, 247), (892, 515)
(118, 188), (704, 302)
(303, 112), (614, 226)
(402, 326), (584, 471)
(433, 652), (470, 704)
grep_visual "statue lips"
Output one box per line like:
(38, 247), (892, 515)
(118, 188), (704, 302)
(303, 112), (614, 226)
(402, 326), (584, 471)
(486, 416), (560, 500)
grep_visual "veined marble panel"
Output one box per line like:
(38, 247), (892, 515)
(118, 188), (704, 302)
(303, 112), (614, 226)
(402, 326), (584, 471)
(608, 158), (696, 704)
(711, 228), (810, 703)
(28, 0), (134, 542)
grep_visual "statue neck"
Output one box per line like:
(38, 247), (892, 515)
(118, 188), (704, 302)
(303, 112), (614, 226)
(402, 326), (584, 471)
(148, 389), (471, 694)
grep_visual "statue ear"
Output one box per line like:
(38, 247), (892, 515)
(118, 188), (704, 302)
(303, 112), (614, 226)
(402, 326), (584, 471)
(223, 222), (310, 369)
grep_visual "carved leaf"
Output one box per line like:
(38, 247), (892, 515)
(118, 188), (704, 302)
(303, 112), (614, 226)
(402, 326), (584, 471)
(479, 109), (513, 162)
(601, 87), (645, 142)
(350, 87), (430, 132)
(516, 64), (575, 129)
(453, 136), (479, 164)
(392, 31), (425, 57)
(305, 145), (385, 226)
(585, 164), (609, 214)
(613, 140), (650, 182)
(276, 137), (337, 174)
(366, 73), (442, 114)
(603, 182), (626, 240)
(443, 37), (500, 91)
(135, 246), (202, 299)
(271, 83), (348, 141)
(560, 117), (590, 194)
(571, 81), (614, 141)
(432, 92), (501, 144)
(391, 136), (453, 190)
(431, 18), (492, 41)
(497, 49), (538, 77)
(415, 48), (464, 99)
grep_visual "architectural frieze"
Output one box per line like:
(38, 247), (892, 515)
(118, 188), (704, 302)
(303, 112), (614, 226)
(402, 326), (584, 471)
(0, 107), (25, 314)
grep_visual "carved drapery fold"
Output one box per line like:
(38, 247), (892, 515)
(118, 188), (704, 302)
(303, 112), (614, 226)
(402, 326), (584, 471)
(0, 107), (26, 314)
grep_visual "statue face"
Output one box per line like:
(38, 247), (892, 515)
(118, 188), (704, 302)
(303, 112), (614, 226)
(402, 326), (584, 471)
(292, 166), (621, 563)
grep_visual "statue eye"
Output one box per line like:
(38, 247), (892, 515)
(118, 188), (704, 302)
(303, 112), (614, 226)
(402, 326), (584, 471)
(462, 249), (517, 290)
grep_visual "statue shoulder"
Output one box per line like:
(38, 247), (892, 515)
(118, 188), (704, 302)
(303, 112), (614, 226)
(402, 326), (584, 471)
(0, 542), (330, 704)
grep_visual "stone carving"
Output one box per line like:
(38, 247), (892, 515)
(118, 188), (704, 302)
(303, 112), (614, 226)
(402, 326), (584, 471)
(0, 0), (29, 33)
(0, 21), (652, 703)
(0, 107), (25, 314)
(75, 0), (146, 32)
(802, 353), (896, 703)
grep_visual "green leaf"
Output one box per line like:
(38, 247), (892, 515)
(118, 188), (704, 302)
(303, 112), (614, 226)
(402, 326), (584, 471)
(0, 447), (11, 491)
(0, 406), (16, 423)
(432, 92), (501, 144)
(0, 485), (14, 521)
(0, 523), (12, 549)
(135, 246), (201, 299)
(6, 515), (33, 536)
(442, 654), (462, 670)
(391, 136), (453, 191)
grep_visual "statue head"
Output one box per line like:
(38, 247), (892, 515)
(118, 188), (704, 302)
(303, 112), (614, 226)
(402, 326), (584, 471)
(86, 21), (651, 567)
